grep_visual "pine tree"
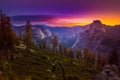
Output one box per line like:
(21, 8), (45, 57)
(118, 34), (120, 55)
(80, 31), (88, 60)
(0, 11), (18, 50)
(43, 41), (47, 50)
(69, 49), (74, 58)
(39, 40), (42, 49)
(24, 20), (33, 50)
(88, 52), (96, 68)
(76, 49), (82, 61)
(97, 53), (106, 70)
(63, 47), (69, 56)
(83, 48), (89, 65)
(0, 10), (19, 60)
(59, 43), (63, 55)
(91, 52), (96, 66)
(52, 36), (58, 54)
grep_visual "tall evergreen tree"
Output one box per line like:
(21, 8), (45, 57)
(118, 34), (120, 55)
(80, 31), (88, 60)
(63, 47), (69, 56)
(97, 53), (106, 70)
(59, 43), (63, 55)
(0, 10), (19, 60)
(52, 36), (58, 54)
(42, 41), (47, 50)
(0, 10), (18, 50)
(76, 49), (82, 61)
(68, 49), (74, 58)
(84, 48), (89, 64)
(88, 52), (96, 68)
(24, 20), (33, 50)
(39, 40), (42, 49)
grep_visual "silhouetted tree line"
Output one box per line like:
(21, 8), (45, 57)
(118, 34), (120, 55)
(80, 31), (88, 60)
(0, 10), (34, 60)
(0, 10), (20, 60)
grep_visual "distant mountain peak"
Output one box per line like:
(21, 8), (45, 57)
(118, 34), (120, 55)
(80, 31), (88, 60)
(89, 20), (106, 34)
(89, 20), (104, 30)
(92, 20), (102, 25)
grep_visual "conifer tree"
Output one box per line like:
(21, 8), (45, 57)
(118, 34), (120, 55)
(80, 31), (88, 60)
(42, 41), (47, 50)
(0, 10), (18, 50)
(88, 52), (96, 68)
(59, 43), (63, 55)
(69, 49), (74, 58)
(97, 53), (106, 70)
(63, 47), (69, 56)
(24, 20), (33, 50)
(91, 52), (96, 66)
(83, 48), (89, 64)
(0, 10), (19, 60)
(76, 49), (83, 61)
(39, 40), (42, 49)
(52, 36), (58, 54)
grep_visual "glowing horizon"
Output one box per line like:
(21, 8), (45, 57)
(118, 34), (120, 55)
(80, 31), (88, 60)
(12, 14), (120, 27)
(21, 14), (120, 27)
(3, 0), (120, 27)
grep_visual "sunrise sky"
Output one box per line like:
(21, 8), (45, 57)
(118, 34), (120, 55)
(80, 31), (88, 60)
(0, 0), (120, 27)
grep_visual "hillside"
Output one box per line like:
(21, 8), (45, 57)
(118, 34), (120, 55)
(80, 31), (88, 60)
(0, 47), (98, 80)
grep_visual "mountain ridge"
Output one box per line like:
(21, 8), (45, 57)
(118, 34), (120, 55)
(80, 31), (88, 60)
(13, 20), (120, 54)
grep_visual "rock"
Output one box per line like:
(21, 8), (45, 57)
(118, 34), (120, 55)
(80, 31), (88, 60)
(46, 69), (52, 73)
(95, 64), (120, 80)
(95, 70), (109, 80)
(108, 71), (120, 80)
(52, 74), (56, 78)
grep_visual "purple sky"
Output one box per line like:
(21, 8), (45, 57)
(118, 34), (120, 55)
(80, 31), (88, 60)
(1, 0), (120, 26)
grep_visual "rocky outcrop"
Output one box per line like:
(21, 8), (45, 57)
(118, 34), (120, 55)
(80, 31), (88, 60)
(73, 20), (107, 53)
(95, 65), (120, 80)
(73, 20), (120, 54)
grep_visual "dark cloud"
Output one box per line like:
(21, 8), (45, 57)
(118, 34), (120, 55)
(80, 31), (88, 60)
(11, 15), (57, 24)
